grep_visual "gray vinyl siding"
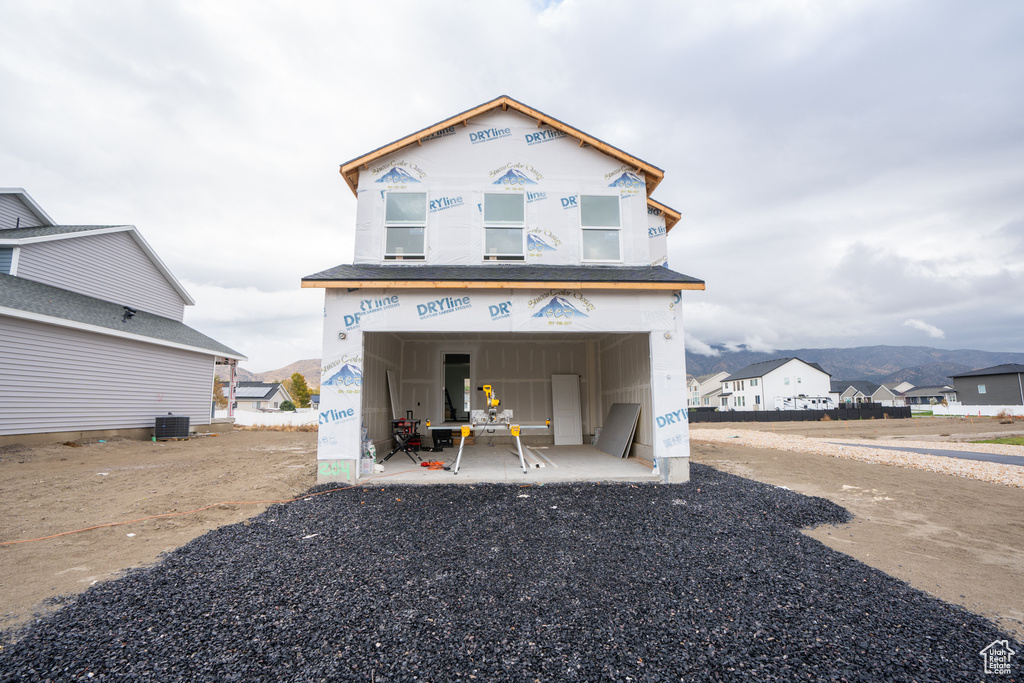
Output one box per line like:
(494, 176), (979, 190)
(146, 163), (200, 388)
(0, 315), (215, 436)
(0, 195), (44, 230)
(15, 231), (187, 320)
(955, 373), (1024, 406)
(0, 247), (12, 274)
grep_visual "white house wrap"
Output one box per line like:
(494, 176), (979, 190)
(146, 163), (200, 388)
(305, 96), (703, 483)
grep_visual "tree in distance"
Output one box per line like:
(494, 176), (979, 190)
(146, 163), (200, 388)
(290, 372), (312, 408)
(213, 376), (228, 409)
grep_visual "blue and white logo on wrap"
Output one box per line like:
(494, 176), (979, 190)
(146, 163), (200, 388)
(492, 169), (537, 186)
(323, 363), (362, 387)
(376, 167), (421, 185)
(527, 234), (557, 252)
(608, 172), (644, 191)
(532, 296), (589, 319)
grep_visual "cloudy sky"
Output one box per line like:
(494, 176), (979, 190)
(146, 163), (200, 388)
(3, 0), (1022, 370)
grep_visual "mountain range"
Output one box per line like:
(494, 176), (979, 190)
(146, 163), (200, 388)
(225, 346), (1024, 393)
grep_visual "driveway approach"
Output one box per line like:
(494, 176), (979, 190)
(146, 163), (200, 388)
(1, 468), (1016, 681)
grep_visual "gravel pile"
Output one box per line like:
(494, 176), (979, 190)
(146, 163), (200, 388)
(2, 465), (1017, 681)
(692, 428), (1024, 488)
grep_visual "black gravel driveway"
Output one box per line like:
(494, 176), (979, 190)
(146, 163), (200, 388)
(1, 464), (1018, 681)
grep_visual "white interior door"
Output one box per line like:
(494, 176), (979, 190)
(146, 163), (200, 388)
(551, 374), (583, 445)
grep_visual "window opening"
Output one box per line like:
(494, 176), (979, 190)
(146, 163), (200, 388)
(483, 193), (525, 261)
(580, 195), (621, 261)
(385, 192), (426, 260)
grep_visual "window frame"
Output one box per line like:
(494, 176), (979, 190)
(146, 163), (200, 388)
(579, 194), (623, 263)
(482, 192), (526, 261)
(384, 192), (428, 261)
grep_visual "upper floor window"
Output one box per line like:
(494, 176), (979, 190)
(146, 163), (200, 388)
(750, 378), (758, 387)
(978, 384), (987, 394)
(580, 195), (621, 261)
(385, 192), (426, 260)
(0, 247), (13, 274)
(483, 193), (524, 261)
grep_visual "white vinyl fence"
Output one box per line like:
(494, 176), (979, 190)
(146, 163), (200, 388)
(911, 403), (1024, 417)
(215, 409), (318, 427)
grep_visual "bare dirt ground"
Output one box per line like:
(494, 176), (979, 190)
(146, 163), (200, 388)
(692, 416), (1024, 637)
(0, 430), (317, 631)
(2, 417), (1023, 640)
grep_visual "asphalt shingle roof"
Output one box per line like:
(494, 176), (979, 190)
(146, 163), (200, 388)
(949, 364), (1024, 378)
(724, 357), (830, 382)
(0, 273), (244, 358)
(302, 263), (704, 287)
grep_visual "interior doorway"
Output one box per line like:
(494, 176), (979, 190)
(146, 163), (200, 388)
(442, 352), (471, 423)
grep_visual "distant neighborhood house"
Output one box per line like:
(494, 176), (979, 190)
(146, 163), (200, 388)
(717, 358), (833, 411)
(687, 372), (729, 408)
(0, 188), (245, 442)
(949, 364), (1024, 406)
(230, 381), (293, 411)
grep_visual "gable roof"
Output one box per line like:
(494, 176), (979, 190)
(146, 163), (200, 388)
(0, 188), (55, 226)
(949, 363), (1024, 378)
(725, 357), (831, 382)
(233, 382), (289, 401)
(0, 273), (244, 360)
(0, 224), (196, 306)
(902, 386), (955, 397)
(339, 95), (678, 228)
(302, 263), (704, 291)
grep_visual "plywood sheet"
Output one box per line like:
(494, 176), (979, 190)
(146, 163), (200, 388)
(386, 370), (400, 420)
(597, 403), (641, 459)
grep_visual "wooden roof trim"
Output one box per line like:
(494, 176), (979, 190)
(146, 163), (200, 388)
(647, 198), (682, 232)
(302, 279), (704, 291)
(338, 95), (665, 197)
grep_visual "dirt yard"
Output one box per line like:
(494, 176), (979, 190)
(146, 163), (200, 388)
(2, 417), (1023, 639)
(0, 430), (318, 631)
(691, 416), (1024, 637)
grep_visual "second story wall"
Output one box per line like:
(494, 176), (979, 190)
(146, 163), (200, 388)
(353, 109), (655, 267)
(16, 230), (188, 320)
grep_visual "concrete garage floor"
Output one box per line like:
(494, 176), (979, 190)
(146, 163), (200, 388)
(369, 443), (662, 484)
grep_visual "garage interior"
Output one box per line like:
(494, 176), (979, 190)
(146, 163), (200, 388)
(360, 331), (659, 480)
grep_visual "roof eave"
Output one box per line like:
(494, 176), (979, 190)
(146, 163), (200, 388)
(339, 95), (665, 197)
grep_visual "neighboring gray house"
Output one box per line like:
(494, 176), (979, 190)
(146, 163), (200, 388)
(902, 386), (957, 405)
(949, 364), (1024, 406)
(0, 188), (245, 442)
(232, 382), (293, 411)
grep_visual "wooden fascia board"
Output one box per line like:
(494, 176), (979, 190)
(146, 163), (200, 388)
(302, 279), (705, 291)
(337, 95), (666, 197)
(647, 199), (681, 232)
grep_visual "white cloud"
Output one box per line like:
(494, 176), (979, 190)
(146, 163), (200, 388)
(684, 334), (720, 356)
(903, 319), (946, 339)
